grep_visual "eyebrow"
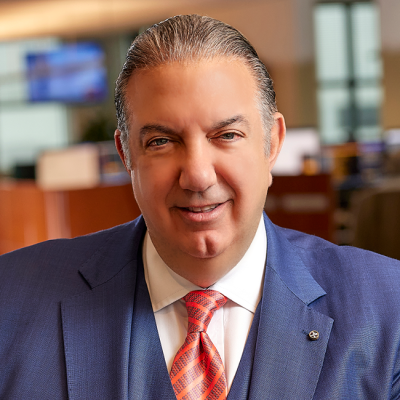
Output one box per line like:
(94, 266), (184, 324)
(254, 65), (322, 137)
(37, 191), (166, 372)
(210, 115), (250, 131)
(139, 124), (176, 139)
(139, 114), (250, 139)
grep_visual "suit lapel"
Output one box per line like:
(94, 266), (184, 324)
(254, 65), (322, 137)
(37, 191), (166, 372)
(61, 261), (136, 400)
(60, 217), (143, 400)
(246, 216), (333, 400)
(61, 217), (175, 400)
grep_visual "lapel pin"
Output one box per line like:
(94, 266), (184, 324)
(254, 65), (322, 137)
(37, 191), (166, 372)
(308, 330), (319, 341)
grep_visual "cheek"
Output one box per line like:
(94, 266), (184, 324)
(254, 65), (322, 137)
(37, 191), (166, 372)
(132, 158), (177, 204)
(222, 152), (269, 195)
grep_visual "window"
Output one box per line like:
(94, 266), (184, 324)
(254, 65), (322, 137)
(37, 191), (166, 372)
(314, 1), (382, 144)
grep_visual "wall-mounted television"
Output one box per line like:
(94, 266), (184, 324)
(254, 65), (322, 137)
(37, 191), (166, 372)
(26, 42), (107, 103)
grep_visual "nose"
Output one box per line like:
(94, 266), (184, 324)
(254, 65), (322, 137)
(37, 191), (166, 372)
(179, 142), (217, 192)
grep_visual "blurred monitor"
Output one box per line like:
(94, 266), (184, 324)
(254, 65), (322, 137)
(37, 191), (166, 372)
(358, 141), (384, 184)
(272, 128), (321, 175)
(385, 129), (400, 152)
(26, 42), (107, 103)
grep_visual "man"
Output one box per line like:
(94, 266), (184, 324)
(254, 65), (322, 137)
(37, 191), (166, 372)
(1, 14), (400, 400)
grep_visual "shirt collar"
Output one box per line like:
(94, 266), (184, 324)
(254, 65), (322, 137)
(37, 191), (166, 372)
(143, 215), (267, 314)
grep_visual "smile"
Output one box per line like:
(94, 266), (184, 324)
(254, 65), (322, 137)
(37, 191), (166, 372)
(175, 201), (228, 224)
(185, 204), (220, 213)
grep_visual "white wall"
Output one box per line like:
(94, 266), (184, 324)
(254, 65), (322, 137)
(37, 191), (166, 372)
(0, 103), (69, 172)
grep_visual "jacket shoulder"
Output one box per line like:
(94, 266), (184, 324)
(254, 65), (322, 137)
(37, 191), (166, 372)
(0, 217), (145, 298)
(277, 225), (400, 301)
(279, 224), (400, 266)
(0, 217), (142, 265)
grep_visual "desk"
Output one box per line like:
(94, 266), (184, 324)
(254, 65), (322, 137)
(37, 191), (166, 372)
(0, 181), (140, 254)
(266, 174), (334, 242)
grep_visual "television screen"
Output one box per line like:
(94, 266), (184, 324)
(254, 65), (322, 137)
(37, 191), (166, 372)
(26, 42), (107, 103)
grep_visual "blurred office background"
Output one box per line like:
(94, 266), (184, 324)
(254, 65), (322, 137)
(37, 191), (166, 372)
(0, 0), (399, 258)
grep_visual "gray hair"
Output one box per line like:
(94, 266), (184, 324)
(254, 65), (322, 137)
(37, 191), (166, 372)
(115, 14), (277, 168)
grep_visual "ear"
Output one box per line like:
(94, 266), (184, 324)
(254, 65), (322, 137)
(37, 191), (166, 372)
(114, 129), (130, 173)
(267, 112), (286, 183)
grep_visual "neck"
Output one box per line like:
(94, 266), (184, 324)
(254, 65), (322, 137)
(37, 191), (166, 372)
(150, 227), (259, 288)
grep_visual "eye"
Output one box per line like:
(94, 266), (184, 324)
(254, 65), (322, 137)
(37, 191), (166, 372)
(148, 137), (170, 147)
(220, 132), (235, 140)
(216, 131), (241, 141)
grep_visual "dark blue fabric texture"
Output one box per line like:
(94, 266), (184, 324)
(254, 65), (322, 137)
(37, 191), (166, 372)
(1, 213), (400, 399)
(227, 299), (261, 400)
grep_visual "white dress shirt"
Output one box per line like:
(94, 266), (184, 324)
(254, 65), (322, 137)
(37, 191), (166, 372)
(143, 215), (267, 391)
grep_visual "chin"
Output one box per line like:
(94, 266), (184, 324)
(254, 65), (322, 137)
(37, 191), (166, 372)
(182, 234), (227, 260)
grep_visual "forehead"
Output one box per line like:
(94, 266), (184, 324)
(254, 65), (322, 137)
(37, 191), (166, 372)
(125, 58), (260, 127)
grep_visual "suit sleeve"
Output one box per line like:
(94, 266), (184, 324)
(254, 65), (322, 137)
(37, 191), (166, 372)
(392, 343), (400, 399)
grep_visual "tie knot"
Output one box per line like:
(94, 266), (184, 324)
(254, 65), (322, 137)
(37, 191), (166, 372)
(183, 290), (227, 333)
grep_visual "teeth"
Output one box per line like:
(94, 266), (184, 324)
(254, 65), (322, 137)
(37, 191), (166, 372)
(188, 204), (219, 213)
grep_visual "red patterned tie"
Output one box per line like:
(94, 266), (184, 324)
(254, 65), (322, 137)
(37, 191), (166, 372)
(170, 290), (228, 400)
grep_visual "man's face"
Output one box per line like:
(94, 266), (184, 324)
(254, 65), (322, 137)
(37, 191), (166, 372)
(116, 58), (285, 286)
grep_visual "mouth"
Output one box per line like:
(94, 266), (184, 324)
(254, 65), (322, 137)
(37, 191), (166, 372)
(182, 203), (221, 213)
(175, 201), (228, 223)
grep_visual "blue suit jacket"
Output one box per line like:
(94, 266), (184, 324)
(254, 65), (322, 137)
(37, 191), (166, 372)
(1, 214), (400, 399)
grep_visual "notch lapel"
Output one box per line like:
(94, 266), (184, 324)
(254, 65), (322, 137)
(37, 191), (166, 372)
(61, 217), (175, 400)
(61, 260), (136, 400)
(61, 218), (142, 400)
(247, 216), (334, 400)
